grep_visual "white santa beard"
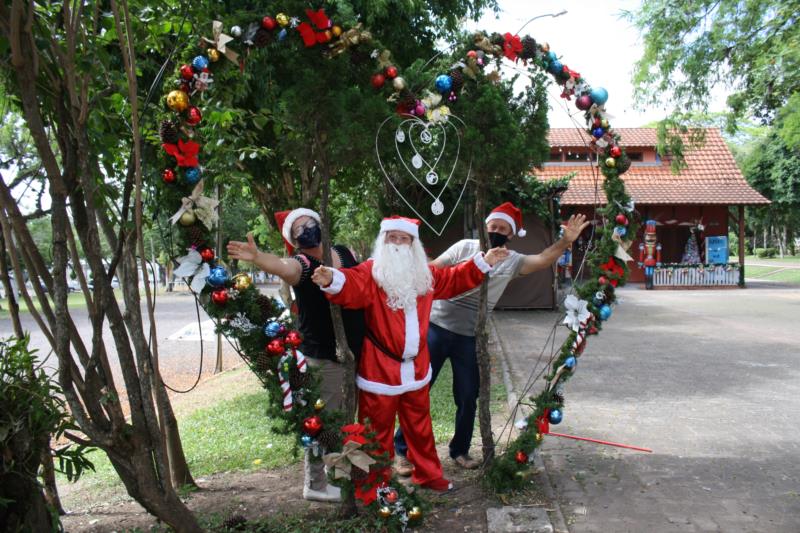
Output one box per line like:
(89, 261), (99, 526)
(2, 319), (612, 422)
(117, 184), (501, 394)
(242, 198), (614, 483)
(371, 237), (432, 310)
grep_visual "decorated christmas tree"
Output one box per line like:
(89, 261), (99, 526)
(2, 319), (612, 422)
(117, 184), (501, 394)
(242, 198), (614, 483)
(681, 229), (702, 263)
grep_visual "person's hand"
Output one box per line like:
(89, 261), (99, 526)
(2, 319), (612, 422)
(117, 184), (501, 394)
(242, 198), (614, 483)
(485, 247), (510, 266)
(311, 266), (333, 287)
(226, 232), (260, 263)
(561, 214), (591, 244)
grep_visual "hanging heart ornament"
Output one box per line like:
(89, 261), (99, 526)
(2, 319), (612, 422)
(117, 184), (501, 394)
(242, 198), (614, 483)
(375, 113), (471, 236)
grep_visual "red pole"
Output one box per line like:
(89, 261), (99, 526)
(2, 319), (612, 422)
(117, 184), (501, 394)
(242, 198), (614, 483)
(546, 431), (652, 453)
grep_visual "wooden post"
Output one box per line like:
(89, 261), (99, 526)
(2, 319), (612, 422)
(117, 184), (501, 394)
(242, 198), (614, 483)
(738, 205), (745, 288)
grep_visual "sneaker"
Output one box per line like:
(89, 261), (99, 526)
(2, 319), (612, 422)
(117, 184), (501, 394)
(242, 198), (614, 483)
(453, 454), (481, 470)
(419, 476), (453, 492)
(393, 455), (413, 477)
(303, 484), (341, 503)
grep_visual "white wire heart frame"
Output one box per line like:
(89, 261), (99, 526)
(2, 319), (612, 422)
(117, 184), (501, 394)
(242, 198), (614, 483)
(375, 113), (471, 236)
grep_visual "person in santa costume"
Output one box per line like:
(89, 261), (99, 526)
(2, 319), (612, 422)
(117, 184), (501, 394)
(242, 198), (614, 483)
(310, 216), (509, 491)
(227, 207), (364, 503)
(392, 202), (589, 473)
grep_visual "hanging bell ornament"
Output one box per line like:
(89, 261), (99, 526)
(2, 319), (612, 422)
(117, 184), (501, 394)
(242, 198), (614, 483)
(166, 90), (189, 112)
(408, 507), (423, 521)
(605, 157), (617, 168)
(392, 76), (406, 91)
(185, 106), (202, 126)
(276, 13), (289, 27)
(379, 507), (392, 519)
(314, 398), (325, 411)
(200, 248), (215, 262)
(233, 273), (252, 291)
(230, 25), (243, 38)
(162, 168), (177, 184)
(211, 288), (229, 306)
(207, 48), (220, 62)
(178, 210), (196, 226)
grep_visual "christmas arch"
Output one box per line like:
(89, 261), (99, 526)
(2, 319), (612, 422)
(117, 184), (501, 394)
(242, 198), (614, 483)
(154, 6), (638, 525)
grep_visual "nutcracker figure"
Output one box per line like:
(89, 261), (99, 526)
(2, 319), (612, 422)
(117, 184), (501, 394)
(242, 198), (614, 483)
(638, 220), (661, 290)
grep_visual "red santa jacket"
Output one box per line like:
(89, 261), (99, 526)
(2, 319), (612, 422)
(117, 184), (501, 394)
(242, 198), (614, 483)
(322, 254), (491, 395)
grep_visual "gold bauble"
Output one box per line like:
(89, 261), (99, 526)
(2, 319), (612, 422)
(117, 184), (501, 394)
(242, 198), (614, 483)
(178, 210), (196, 226)
(392, 76), (407, 91)
(379, 506), (392, 519)
(600, 118), (609, 128)
(314, 398), (326, 411)
(605, 157), (617, 168)
(276, 13), (289, 27)
(408, 506), (423, 521)
(534, 432), (544, 443)
(166, 90), (189, 112)
(233, 273), (252, 291)
(332, 25), (342, 37)
(207, 48), (220, 62)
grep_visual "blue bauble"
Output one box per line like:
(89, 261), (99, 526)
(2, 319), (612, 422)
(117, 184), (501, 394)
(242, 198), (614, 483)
(549, 60), (563, 74)
(548, 408), (563, 425)
(592, 127), (605, 138)
(564, 356), (577, 370)
(184, 167), (201, 185)
(592, 296), (604, 307)
(264, 321), (281, 338)
(590, 87), (609, 105)
(547, 51), (558, 63)
(599, 304), (612, 321)
(435, 74), (453, 94)
(278, 28), (288, 41)
(615, 226), (627, 237)
(192, 55), (209, 71)
(301, 434), (313, 447)
(206, 266), (228, 288)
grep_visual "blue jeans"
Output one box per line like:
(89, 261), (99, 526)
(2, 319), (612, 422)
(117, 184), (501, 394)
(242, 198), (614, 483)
(394, 322), (478, 459)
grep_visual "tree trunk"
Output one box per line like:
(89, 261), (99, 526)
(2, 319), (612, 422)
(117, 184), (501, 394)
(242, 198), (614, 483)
(474, 177), (495, 466)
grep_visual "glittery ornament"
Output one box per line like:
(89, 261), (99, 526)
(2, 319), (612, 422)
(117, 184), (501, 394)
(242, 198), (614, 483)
(276, 13), (289, 27)
(166, 90), (189, 112)
(199, 248), (214, 262)
(233, 273), (252, 291)
(408, 507), (423, 521)
(207, 48), (220, 62)
(211, 288), (228, 306)
(379, 507), (392, 519)
(162, 168), (177, 184)
(264, 321), (281, 337)
(435, 74), (452, 93)
(207, 266), (228, 287)
(192, 55), (209, 71)
(184, 167), (201, 185)
(230, 25), (242, 38)
(185, 106), (202, 126)
(314, 398), (325, 411)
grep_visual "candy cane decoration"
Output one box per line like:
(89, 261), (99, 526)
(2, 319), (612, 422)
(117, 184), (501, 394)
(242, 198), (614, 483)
(278, 354), (293, 412)
(294, 348), (307, 373)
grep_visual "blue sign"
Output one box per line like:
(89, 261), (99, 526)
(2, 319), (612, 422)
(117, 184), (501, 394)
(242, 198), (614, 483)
(706, 236), (729, 264)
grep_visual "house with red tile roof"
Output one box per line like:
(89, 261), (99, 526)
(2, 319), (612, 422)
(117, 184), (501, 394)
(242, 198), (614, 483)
(536, 128), (769, 287)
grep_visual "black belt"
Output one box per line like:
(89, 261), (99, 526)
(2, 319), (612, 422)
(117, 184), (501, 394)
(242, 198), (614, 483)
(364, 328), (414, 362)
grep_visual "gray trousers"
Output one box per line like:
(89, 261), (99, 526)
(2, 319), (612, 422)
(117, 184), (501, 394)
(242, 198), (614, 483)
(304, 357), (344, 490)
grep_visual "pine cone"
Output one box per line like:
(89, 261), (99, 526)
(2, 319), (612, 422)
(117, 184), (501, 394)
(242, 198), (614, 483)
(449, 69), (464, 93)
(317, 429), (340, 451)
(289, 366), (311, 390)
(490, 32), (505, 47)
(254, 351), (273, 374)
(254, 28), (271, 48)
(520, 36), (537, 60)
(182, 225), (207, 248)
(256, 294), (276, 323)
(349, 48), (370, 66)
(222, 513), (247, 531)
(398, 90), (416, 111)
(160, 119), (179, 144)
(351, 465), (369, 482)
(616, 153), (632, 175)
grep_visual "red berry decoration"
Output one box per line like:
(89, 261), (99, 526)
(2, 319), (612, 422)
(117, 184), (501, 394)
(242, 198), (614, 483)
(262, 16), (276, 30)
(598, 276), (608, 285)
(162, 168), (176, 184)
(610, 145), (622, 158)
(385, 65), (398, 79)
(284, 330), (303, 348)
(615, 214), (629, 226)
(303, 416), (323, 437)
(371, 73), (386, 89)
(515, 450), (528, 464)
(186, 106), (202, 126)
(266, 338), (285, 356)
(180, 64), (194, 80)
(211, 288), (228, 306)
(199, 248), (215, 262)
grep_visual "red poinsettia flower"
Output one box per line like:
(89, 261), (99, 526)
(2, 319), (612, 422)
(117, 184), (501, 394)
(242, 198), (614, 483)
(343, 433), (367, 445)
(354, 468), (391, 505)
(599, 257), (624, 287)
(341, 422), (365, 435)
(297, 8), (332, 47)
(162, 139), (200, 168)
(503, 32), (522, 62)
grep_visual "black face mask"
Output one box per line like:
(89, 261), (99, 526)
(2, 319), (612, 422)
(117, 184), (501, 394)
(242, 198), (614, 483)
(488, 232), (508, 248)
(296, 223), (322, 249)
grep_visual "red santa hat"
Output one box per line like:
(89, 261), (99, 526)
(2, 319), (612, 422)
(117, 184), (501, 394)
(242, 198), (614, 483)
(485, 201), (526, 237)
(379, 215), (420, 239)
(274, 208), (321, 254)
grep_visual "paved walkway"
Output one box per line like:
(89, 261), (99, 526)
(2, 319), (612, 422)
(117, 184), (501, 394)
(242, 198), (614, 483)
(494, 283), (800, 533)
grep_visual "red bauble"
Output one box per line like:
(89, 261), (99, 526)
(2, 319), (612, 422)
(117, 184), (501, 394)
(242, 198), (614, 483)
(598, 276), (608, 285)
(303, 416), (323, 437)
(385, 66), (398, 79)
(179, 82), (191, 93)
(266, 338), (285, 356)
(199, 248), (215, 262)
(593, 117), (602, 128)
(211, 288), (228, 306)
(371, 73), (386, 89)
(162, 168), (177, 184)
(385, 489), (399, 503)
(180, 64), (194, 80)
(515, 450), (528, 464)
(262, 16), (276, 30)
(615, 214), (628, 226)
(186, 106), (202, 126)
(284, 330), (303, 348)
(467, 50), (477, 58)
(610, 145), (622, 158)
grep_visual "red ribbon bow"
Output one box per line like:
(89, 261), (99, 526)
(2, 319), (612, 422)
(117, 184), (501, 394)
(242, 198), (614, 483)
(503, 32), (522, 62)
(162, 139), (200, 168)
(297, 8), (332, 47)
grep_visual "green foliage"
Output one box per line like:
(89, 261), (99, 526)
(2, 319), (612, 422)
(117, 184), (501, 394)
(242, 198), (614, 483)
(755, 247), (778, 259)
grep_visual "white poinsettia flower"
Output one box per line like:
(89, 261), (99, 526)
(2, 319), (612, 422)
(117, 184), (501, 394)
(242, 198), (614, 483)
(562, 294), (590, 332)
(173, 249), (210, 293)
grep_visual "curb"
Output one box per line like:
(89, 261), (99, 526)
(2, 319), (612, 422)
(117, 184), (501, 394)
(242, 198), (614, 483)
(490, 317), (570, 533)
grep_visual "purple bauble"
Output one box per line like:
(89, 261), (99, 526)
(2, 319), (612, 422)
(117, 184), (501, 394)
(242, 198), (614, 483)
(414, 103), (425, 116)
(576, 94), (593, 111)
(278, 325), (288, 336)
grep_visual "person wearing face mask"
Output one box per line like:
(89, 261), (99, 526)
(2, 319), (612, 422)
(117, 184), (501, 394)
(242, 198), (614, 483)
(392, 202), (589, 473)
(227, 207), (365, 503)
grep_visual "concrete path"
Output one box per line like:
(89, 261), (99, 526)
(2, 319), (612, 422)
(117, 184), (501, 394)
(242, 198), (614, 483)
(494, 283), (800, 533)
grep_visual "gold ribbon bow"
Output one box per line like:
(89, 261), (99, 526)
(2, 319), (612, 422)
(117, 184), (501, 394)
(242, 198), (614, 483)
(612, 231), (634, 263)
(202, 21), (238, 64)
(322, 440), (376, 479)
(169, 180), (219, 230)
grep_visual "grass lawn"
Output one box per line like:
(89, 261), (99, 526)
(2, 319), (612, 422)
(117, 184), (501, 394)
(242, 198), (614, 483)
(744, 265), (800, 284)
(0, 290), (124, 319)
(738, 255), (800, 264)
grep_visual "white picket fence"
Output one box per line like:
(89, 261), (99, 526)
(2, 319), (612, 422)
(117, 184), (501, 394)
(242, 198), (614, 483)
(653, 264), (740, 287)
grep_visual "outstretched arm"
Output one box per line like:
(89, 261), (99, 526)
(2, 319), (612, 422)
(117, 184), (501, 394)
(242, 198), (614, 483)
(519, 214), (590, 275)
(432, 247), (508, 299)
(311, 261), (373, 309)
(227, 232), (302, 285)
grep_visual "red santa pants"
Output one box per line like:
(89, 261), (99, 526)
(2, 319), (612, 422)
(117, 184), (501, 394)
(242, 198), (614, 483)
(358, 386), (444, 486)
